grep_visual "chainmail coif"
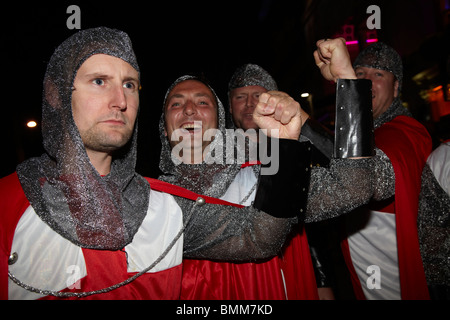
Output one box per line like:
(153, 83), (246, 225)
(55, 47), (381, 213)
(16, 27), (150, 251)
(353, 41), (403, 92)
(158, 75), (243, 197)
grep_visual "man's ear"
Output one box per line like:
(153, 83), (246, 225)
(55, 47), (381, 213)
(44, 77), (62, 109)
(164, 128), (168, 137)
(394, 80), (400, 98)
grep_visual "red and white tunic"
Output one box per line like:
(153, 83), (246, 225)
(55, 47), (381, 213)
(1, 173), (183, 300)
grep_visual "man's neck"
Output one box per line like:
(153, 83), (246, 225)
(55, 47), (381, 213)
(86, 149), (113, 176)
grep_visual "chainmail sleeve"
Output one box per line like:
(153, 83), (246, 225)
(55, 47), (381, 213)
(180, 197), (296, 262)
(418, 164), (450, 288)
(305, 148), (394, 223)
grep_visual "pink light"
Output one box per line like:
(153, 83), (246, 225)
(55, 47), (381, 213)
(345, 39), (379, 45)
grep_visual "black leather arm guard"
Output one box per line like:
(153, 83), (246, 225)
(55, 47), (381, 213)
(334, 79), (375, 158)
(253, 139), (312, 218)
(301, 118), (334, 160)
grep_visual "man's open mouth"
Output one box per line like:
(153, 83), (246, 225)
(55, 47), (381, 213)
(181, 122), (202, 133)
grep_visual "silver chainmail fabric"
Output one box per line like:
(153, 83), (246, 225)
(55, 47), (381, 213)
(226, 64), (278, 129)
(305, 148), (394, 223)
(159, 75), (242, 197)
(159, 75), (295, 262)
(16, 27), (150, 251)
(353, 41), (403, 92)
(418, 164), (450, 289)
(228, 64), (278, 92)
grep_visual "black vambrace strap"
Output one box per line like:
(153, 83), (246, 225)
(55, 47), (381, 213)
(253, 139), (312, 219)
(334, 79), (375, 158)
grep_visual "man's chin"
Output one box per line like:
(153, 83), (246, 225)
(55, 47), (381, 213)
(241, 122), (259, 131)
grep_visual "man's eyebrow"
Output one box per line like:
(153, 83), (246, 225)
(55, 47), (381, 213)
(167, 93), (185, 101)
(123, 76), (140, 85)
(124, 76), (139, 81)
(82, 73), (139, 82)
(167, 92), (212, 100)
(82, 72), (112, 79)
(194, 92), (213, 98)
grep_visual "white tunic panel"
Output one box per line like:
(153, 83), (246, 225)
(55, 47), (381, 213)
(347, 210), (400, 300)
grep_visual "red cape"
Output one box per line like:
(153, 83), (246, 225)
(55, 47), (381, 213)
(341, 115), (431, 300)
(147, 177), (319, 300)
(0, 173), (30, 300)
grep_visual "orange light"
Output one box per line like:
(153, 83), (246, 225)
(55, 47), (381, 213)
(27, 121), (37, 128)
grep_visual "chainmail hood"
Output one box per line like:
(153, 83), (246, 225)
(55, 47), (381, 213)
(158, 75), (244, 198)
(226, 64), (278, 129)
(228, 64), (278, 92)
(353, 42), (403, 93)
(16, 27), (150, 251)
(354, 42), (412, 128)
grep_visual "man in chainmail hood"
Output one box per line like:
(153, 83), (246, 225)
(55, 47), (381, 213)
(157, 74), (322, 299)
(156, 37), (392, 298)
(227, 63), (342, 299)
(0, 27), (187, 299)
(226, 64), (278, 129)
(334, 41), (433, 300)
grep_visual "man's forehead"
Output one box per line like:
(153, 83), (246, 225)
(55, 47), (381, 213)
(231, 85), (268, 95)
(355, 66), (394, 75)
(168, 80), (215, 99)
(78, 54), (138, 75)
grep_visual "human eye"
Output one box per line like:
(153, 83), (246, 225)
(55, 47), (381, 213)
(123, 81), (137, 91)
(169, 100), (182, 108)
(92, 78), (105, 86)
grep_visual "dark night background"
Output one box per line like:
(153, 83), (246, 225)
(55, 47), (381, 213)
(2, 0), (449, 179)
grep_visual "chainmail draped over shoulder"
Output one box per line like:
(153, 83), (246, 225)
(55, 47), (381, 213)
(16, 27), (150, 251)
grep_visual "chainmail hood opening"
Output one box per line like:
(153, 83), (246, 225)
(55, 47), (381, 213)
(16, 27), (150, 251)
(353, 42), (412, 128)
(158, 75), (246, 197)
(228, 64), (278, 93)
(353, 42), (403, 93)
(226, 64), (278, 129)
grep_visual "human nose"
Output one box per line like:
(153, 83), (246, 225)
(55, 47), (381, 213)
(183, 100), (197, 116)
(111, 85), (127, 111)
(246, 96), (257, 108)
